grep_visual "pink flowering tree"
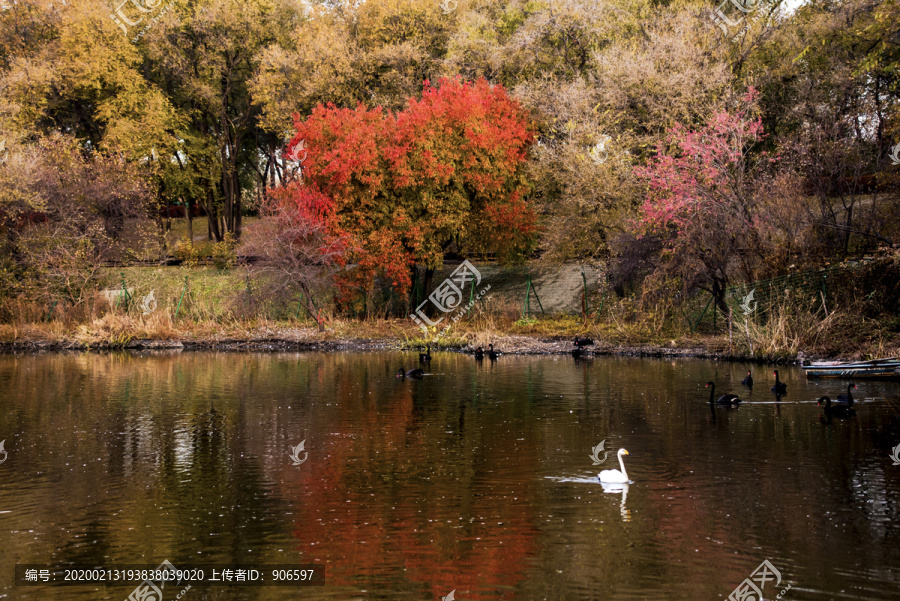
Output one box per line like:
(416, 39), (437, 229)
(633, 90), (769, 314)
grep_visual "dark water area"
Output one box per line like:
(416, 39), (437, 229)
(1, 351), (900, 600)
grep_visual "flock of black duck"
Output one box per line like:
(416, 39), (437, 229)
(399, 342), (508, 379)
(403, 348), (864, 420)
(817, 383), (857, 417)
(706, 370), (861, 418)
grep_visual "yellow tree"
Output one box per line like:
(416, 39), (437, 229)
(252, 0), (454, 130)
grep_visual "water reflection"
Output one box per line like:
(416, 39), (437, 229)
(0, 353), (899, 600)
(600, 482), (630, 522)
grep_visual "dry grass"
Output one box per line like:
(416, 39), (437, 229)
(739, 300), (835, 358)
(73, 313), (180, 346)
(1, 264), (898, 360)
(719, 290), (900, 359)
(1, 303), (897, 360)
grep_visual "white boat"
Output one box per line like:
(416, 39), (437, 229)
(802, 357), (900, 379)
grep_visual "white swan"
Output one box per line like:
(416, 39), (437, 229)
(598, 448), (630, 483)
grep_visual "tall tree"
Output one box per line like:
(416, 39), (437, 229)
(143, 0), (297, 240)
(742, 0), (900, 254)
(253, 0), (453, 127)
(446, 1), (733, 261)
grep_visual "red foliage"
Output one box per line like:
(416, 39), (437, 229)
(634, 89), (765, 237)
(279, 78), (536, 300)
(630, 89), (769, 307)
(269, 181), (336, 226)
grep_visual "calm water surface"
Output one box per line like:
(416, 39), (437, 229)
(2, 352), (900, 600)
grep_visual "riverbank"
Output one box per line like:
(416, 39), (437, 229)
(4, 257), (899, 361)
(0, 337), (795, 362)
(1, 320), (895, 363)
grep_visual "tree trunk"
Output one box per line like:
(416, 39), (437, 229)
(221, 161), (241, 240)
(164, 197), (172, 232)
(843, 204), (853, 254)
(222, 156), (233, 237)
(711, 278), (729, 317)
(186, 198), (193, 247)
(297, 282), (326, 332)
(220, 121), (243, 240)
(423, 267), (436, 315)
(235, 175), (242, 240)
(409, 265), (421, 313)
(205, 187), (222, 242)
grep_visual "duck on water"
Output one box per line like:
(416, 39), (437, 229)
(706, 382), (741, 406)
(818, 396), (856, 418)
(397, 367), (425, 379)
(599, 449), (631, 484)
(771, 370), (787, 394)
(836, 383), (857, 405)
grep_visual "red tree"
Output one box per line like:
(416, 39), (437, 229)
(633, 90), (770, 312)
(281, 78), (536, 305)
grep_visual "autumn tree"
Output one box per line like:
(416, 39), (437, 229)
(0, 0), (194, 255)
(253, 0), (454, 129)
(633, 93), (770, 314)
(143, 0), (297, 241)
(281, 77), (535, 306)
(0, 133), (153, 311)
(742, 0), (900, 254)
(250, 0), (456, 213)
(443, 1), (734, 261)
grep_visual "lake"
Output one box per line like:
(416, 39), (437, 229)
(1, 351), (900, 600)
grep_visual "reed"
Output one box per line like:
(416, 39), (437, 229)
(736, 292), (871, 358)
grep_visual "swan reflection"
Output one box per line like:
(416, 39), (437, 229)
(601, 481), (631, 521)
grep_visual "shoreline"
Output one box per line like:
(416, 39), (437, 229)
(0, 335), (803, 363)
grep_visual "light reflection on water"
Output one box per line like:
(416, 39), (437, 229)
(0, 352), (899, 599)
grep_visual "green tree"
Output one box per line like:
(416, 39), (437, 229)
(144, 0), (297, 241)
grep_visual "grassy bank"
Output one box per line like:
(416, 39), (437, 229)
(1, 262), (898, 361)
(2, 314), (897, 362)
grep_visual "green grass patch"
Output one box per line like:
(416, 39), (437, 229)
(99, 266), (249, 320)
